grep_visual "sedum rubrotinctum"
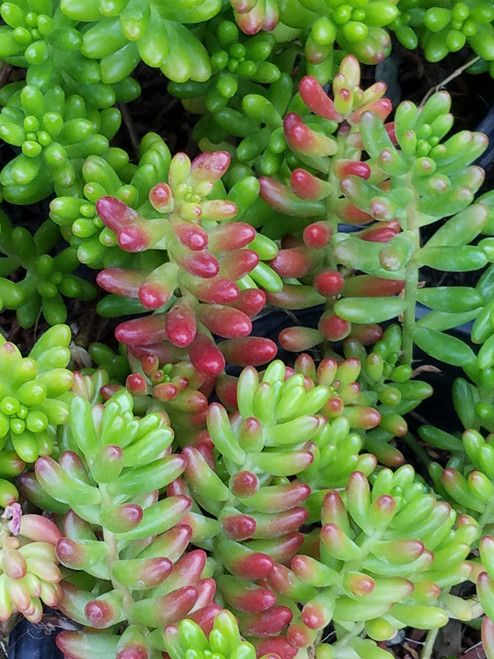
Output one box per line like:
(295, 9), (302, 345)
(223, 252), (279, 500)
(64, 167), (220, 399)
(258, 54), (492, 372)
(0, 503), (62, 624)
(14, 358), (481, 659)
(26, 387), (208, 658)
(94, 149), (281, 378)
(0, 324), (73, 502)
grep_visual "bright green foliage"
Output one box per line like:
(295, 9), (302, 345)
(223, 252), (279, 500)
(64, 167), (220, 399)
(59, 0), (220, 84)
(425, 428), (494, 528)
(0, 211), (96, 327)
(0, 81), (121, 203)
(169, 16), (302, 178)
(0, 0), (139, 99)
(0, 0), (92, 85)
(0, 325), (73, 496)
(280, 0), (394, 69)
(163, 610), (261, 659)
(50, 132), (171, 268)
(396, 0), (494, 68)
(343, 325), (433, 467)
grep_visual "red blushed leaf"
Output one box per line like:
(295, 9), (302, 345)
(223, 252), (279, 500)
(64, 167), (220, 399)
(167, 389), (209, 414)
(284, 114), (336, 157)
(175, 248), (220, 279)
(313, 270), (345, 297)
(229, 288), (266, 318)
(182, 274), (240, 305)
(167, 549), (206, 592)
(220, 575), (276, 613)
(149, 182), (173, 212)
(197, 304), (252, 339)
(318, 313), (351, 341)
(270, 246), (318, 278)
(238, 606), (293, 637)
(195, 578), (217, 609)
(131, 585), (199, 627)
(265, 283), (325, 310)
(342, 275), (405, 297)
(117, 225), (151, 252)
(303, 221), (332, 249)
(333, 199), (374, 225)
(348, 323), (383, 345)
(299, 76), (340, 120)
(19, 514), (62, 545)
(221, 513), (257, 541)
(126, 374), (147, 396)
(287, 620), (317, 648)
(208, 222), (256, 252)
(96, 268), (146, 297)
(117, 646), (149, 659)
(171, 218), (208, 251)
(214, 374), (238, 410)
(96, 197), (138, 232)
(189, 333), (225, 377)
(153, 382), (179, 402)
(189, 151), (231, 186)
(351, 97), (393, 123)
(249, 532), (305, 564)
(231, 0), (255, 11)
(231, 471), (260, 498)
(290, 169), (327, 200)
(279, 327), (322, 352)
(235, 6), (264, 34)
(187, 603), (224, 636)
(356, 220), (400, 243)
(138, 282), (172, 309)
(333, 159), (371, 180)
(253, 507), (309, 539)
(482, 614), (494, 658)
(85, 599), (120, 628)
(219, 337), (277, 366)
(219, 249), (260, 280)
(165, 299), (197, 347)
(231, 552), (274, 580)
(115, 313), (167, 346)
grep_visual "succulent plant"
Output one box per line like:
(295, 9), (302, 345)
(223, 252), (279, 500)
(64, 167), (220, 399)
(0, 81), (122, 203)
(0, 503), (62, 623)
(0, 325), (73, 500)
(0, 211), (96, 327)
(95, 150), (280, 378)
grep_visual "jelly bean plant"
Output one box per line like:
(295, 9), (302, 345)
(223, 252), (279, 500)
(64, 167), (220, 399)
(2, 1), (494, 659)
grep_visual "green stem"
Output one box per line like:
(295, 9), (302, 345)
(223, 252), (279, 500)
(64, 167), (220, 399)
(101, 486), (135, 621)
(421, 627), (439, 659)
(478, 493), (494, 536)
(331, 622), (365, 652)
(402, 185), (421, 365)
(402, 431), (433, 473)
